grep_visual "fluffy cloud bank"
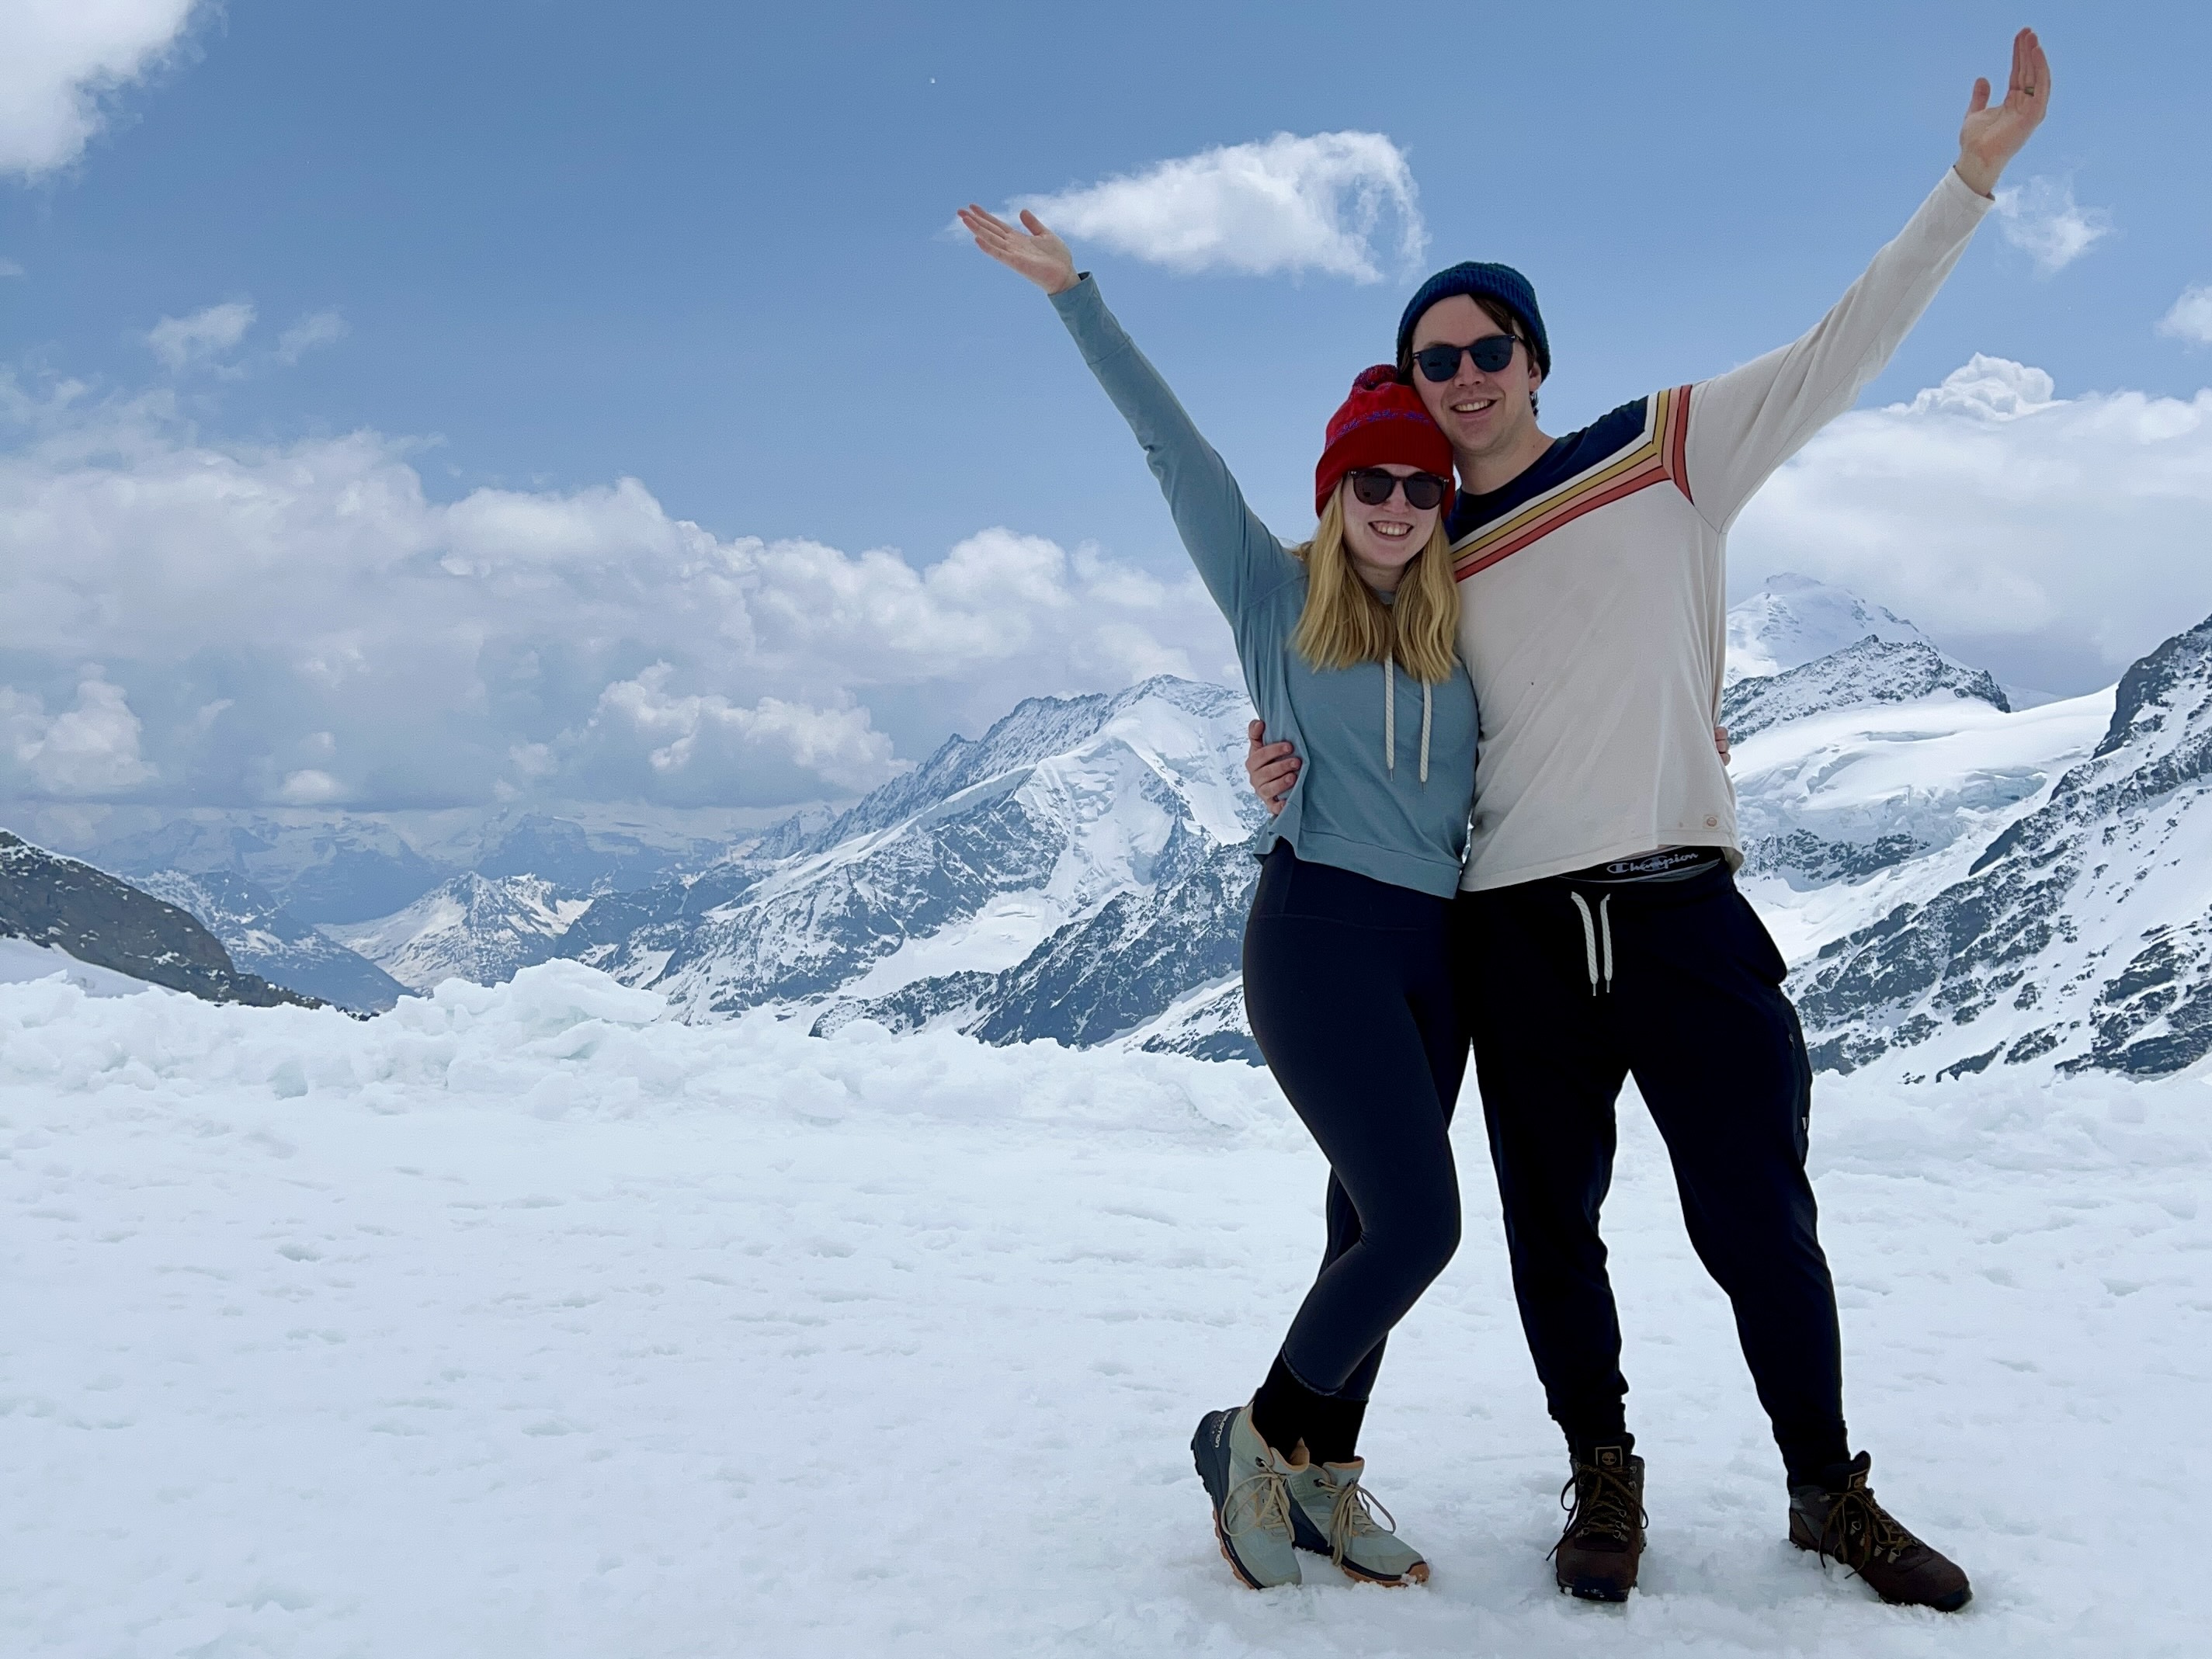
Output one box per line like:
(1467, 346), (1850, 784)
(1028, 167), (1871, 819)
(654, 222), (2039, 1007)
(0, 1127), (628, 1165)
(0, 384), (1230, 809)
(1733, 355), (2212, 692)
(0, 0), (200, 178)
(1012, 131), (1425, 283)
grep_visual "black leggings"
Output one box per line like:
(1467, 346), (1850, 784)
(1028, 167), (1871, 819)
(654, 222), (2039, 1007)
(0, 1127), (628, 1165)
(1240, 843), (1467, 1459)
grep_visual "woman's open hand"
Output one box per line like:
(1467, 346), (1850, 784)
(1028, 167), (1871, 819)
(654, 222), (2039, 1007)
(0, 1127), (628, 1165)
(958, 205), (1078, 295)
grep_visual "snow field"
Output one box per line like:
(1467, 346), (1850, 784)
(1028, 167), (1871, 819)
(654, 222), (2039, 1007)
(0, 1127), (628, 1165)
(5, 962), (2207, 1656)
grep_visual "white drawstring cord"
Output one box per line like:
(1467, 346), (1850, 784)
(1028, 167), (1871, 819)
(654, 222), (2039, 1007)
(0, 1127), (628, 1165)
(1568, 892), (1615, 995)
(1384, 654), (1397, 774)
(1384, 657), (1432, 785)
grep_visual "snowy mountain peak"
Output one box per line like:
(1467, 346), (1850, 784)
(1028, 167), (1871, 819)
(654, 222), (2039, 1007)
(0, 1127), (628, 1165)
(773, 675), (1249, 862)
(325, 872), (592, 992)
(1726, 573), (1932, 685)
(1721, 637), (2009, 746)
(1795, 609), (2212, 1080)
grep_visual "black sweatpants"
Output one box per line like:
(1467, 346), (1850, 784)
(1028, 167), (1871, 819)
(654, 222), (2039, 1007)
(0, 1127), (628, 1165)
(1460, 863), (1849, 1484)
(1241, 843), (1467, 1448)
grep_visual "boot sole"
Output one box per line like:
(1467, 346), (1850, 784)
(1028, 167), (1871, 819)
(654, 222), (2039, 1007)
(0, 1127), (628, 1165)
(1557, 1574), (1635, 1602)
(1287, 1503), (1428, 1586)
(1789, 1533), (1972, 1612)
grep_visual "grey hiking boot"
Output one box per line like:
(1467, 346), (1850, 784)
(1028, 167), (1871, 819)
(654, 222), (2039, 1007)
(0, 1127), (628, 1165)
(1286, 1459), (1429, 1585)
(1790, 1452), (1971, 1612)
(1191, 1406), (1302, 1588)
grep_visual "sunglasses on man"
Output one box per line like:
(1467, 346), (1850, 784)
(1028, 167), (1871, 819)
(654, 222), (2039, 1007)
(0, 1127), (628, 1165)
(1411, 334), (1521, 383)
(1346, 469), (1450, 511)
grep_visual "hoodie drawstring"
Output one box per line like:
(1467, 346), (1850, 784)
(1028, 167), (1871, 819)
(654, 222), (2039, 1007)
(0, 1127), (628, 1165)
(1384, 656), (1433, 786)
(1568, 891), (1614, 996)
(1384, 654), (1396, 774)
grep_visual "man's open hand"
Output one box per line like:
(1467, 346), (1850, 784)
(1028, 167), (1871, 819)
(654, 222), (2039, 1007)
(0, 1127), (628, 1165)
(1956, 27), (2049, 196)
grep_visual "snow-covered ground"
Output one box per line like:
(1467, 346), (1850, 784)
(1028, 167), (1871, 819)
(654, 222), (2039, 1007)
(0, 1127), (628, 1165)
(6, 961), (2207, 1657)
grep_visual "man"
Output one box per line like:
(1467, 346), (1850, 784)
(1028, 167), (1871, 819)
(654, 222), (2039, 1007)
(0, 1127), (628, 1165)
(1244, 26), (2050, 1610)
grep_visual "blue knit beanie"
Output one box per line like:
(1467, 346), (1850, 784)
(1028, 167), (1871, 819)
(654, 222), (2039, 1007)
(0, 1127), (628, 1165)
(1396, 262), (1550, 380)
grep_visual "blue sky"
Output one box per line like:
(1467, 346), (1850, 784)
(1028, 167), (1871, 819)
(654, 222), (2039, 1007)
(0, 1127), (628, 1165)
(3, 1), (2210, 811)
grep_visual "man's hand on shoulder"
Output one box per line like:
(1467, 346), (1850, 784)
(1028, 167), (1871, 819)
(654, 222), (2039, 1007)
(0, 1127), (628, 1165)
(1955, 26), (2049, 197)
(1245, 720), (1300, 817)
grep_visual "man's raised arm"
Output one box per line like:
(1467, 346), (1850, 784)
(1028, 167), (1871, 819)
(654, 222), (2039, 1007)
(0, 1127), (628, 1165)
(1684, 27), (2050, 531)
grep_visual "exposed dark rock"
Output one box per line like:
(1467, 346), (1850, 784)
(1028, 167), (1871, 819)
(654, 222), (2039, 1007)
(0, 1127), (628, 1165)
(0, 831), (317, 1008)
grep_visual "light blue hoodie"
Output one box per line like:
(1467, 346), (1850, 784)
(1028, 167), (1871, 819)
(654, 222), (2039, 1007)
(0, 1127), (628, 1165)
(1051, 276), (1477, 898)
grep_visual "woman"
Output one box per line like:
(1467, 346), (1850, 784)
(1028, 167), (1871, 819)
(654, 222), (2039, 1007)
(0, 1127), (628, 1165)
(960, 203), (1476, 1591)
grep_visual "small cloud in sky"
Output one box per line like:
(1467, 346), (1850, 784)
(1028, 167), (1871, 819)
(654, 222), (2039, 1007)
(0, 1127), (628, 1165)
(0, 259), (23, 279)
(146, 300), (255, 371)
(0, 0), (202, 178)
(0, 672), (158, 797)
(1992, 175), (2113, 275)
(276, 768), (345, 805)
(1008, 130), (1425, 283)
(276, 309), (349, 363)
(2157, 283), (2212, 347)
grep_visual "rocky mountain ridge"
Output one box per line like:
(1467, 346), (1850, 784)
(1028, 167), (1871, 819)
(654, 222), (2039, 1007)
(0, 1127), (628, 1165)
(1793, 612), (2212, 1080)
(0, 831), (314, 1009)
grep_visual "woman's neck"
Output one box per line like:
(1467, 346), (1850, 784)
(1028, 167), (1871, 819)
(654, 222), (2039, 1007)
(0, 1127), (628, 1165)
(1349, 554), (1405, 595)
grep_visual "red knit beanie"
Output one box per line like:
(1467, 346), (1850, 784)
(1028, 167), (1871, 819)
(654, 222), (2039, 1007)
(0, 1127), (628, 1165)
(1314, 365), (1456, 519)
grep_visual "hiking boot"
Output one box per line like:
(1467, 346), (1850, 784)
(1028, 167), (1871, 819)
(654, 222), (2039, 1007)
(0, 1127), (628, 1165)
(1789, 1452), (1971, 1612)
(1285, 1459), (1429, 1585)
(1190, 1406), (1302, 1588)
(1552, 1444), (1644, 1602)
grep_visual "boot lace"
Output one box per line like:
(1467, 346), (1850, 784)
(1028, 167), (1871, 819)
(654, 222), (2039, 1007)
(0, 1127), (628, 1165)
(1813, 1484), (1922, 1573)
(1550, 1463), (1644, 1557)
(1221, 1463), (1294, 1543)
(1321, 1470), (1401, 1567)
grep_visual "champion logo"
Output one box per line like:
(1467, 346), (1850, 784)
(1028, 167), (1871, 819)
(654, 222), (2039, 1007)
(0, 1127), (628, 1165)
(1603, 850), (1707, 878)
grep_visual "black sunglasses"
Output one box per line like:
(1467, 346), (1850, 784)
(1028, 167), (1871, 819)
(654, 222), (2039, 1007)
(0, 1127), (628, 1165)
(1346, 469), (1450, 511)
(1412, 334), (1520, 382)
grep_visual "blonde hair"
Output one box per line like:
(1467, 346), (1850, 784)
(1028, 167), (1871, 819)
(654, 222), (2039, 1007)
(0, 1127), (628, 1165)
(1290, 490), (1460, 683)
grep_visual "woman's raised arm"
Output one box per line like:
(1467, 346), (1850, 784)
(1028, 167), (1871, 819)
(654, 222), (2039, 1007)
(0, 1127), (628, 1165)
(957, 204), (1295, 623)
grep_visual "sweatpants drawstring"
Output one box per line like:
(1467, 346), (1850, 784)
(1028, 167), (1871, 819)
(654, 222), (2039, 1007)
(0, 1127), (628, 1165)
(1568, 891), (1615, 995)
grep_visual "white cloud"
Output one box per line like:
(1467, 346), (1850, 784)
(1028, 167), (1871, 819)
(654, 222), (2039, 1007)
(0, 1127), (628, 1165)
(0, 0), (202, 178)
(277, 769), (344, 805)
(0, 387), (1233, 809)
(1733, 355), (2212, 692)
(145, 301), (255, 371)
(0, 671), (158, 795)
(276, 310), (349, 364)
(581, 665), (902, 800)
(1992, 175), (2113, 275)
(0, 259), (23, 279)
(1011, 131), (1425, 283)
(2158, 284), (2212, 348)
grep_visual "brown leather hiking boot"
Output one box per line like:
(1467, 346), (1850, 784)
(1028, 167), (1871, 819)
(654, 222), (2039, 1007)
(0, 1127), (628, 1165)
(1789, 1452), (1972, 1612)
(1552, 1444), (1644, 1602)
